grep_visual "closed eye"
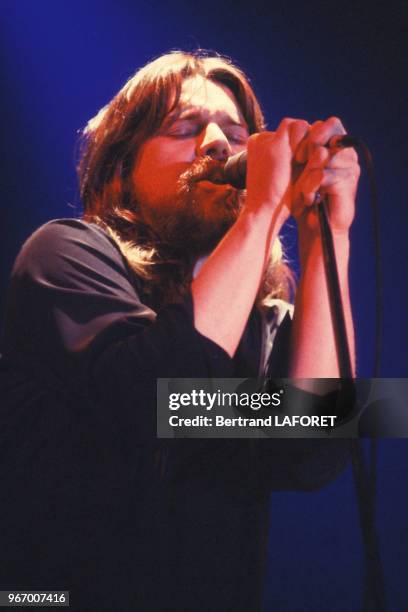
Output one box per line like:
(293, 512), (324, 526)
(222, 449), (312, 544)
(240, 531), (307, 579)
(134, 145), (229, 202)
(224, 129), (249, 144)
(166, 120), (201, 138)
(166, 123), (248, 144)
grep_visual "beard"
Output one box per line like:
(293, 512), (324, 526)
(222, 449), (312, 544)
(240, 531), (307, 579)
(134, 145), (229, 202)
(145, 157), (245, 259)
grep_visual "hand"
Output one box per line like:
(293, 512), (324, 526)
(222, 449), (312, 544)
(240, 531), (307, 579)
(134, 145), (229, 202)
(245, 118), (309, 220)
(291, 117), (360, 235)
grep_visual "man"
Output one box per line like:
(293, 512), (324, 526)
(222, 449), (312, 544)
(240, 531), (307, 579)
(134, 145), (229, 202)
(0, 51), (358, 610)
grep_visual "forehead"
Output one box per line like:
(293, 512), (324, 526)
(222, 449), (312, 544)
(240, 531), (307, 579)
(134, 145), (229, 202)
(169, 76), (245, 124)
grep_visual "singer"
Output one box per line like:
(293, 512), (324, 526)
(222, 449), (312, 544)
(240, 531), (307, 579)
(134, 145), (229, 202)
(0, 51), (359, 611)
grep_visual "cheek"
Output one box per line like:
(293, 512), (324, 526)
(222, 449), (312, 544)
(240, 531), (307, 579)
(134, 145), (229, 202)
(132, 140), (194, 202)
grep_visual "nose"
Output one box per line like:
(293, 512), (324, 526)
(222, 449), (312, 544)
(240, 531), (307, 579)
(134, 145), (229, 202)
(196, 122), (232, 161)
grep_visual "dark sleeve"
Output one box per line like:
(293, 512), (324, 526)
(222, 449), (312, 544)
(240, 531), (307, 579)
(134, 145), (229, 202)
(5, 219), (233, 430)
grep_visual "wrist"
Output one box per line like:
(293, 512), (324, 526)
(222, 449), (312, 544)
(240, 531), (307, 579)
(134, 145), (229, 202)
(297, 217), (351, 247)
(244, 194), (289, 227)
(298, 227), (350, 266)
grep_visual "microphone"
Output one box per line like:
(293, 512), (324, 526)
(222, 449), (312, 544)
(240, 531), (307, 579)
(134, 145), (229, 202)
(223, 135), (360, 189)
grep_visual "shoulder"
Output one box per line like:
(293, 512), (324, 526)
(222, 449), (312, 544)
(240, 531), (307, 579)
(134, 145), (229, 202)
(13, 218), (128, 279)
(17, 218), (118, 259)
(7, 217), (156, 325)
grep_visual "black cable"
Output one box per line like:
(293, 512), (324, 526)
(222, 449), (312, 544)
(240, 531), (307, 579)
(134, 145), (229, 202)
(351, 439), (386, 612)
(317, 136), (385, 610)
(353, 140), (382, 516)
(357, 141), (383, 379)
(351, 138), (385, 610)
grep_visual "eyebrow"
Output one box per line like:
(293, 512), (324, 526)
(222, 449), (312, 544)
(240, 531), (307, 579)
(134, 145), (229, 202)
(163, 107), (249, 130)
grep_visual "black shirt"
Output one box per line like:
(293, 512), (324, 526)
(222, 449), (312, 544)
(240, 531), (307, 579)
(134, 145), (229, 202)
(0, 219), (349, 611)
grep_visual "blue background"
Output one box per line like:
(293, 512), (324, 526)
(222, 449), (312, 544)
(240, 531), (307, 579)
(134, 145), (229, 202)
(1, 0), (407, 609)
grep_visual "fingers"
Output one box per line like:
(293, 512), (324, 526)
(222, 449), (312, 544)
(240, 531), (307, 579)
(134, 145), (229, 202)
(293, 147), (329, 211)
(289, 120), (310, 154)
(245, 119), (310, 209)
(245, 117), (358, 217)
(293, 145), (360, 210)
(325, 146), (359, 167)
(273, 118), (310, 153)
(246, 117), (310, 176)
(295, 116), (347, 164)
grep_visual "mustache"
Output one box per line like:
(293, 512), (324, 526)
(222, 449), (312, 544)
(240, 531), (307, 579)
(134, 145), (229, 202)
(177, 156), (230, 188)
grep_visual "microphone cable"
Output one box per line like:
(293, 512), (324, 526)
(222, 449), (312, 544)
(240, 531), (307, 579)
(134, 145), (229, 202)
(347, 137), (385, 611)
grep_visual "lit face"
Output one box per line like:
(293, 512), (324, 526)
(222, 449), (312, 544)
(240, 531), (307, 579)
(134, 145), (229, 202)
(131, 76), (249, 254)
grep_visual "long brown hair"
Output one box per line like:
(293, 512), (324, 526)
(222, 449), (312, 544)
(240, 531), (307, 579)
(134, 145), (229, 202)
(77, 50), (294, 307)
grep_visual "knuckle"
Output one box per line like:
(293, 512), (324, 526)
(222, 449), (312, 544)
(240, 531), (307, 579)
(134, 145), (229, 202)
(259, 130), (275, 139)
(309, 120), (323, 132)
(280, 117), (296, 125)
(295, 119), (309, 128)
(328, 115), (340, 124)
(278, 117), (299, 131)
(247, 130), (278, 155)
(327, 116), (345, 131)
(247, 132), (261, 148)
(252, 130), (272, 142)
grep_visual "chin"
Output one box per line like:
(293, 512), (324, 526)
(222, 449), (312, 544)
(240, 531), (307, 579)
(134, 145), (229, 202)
(148, 181), (243, 256)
